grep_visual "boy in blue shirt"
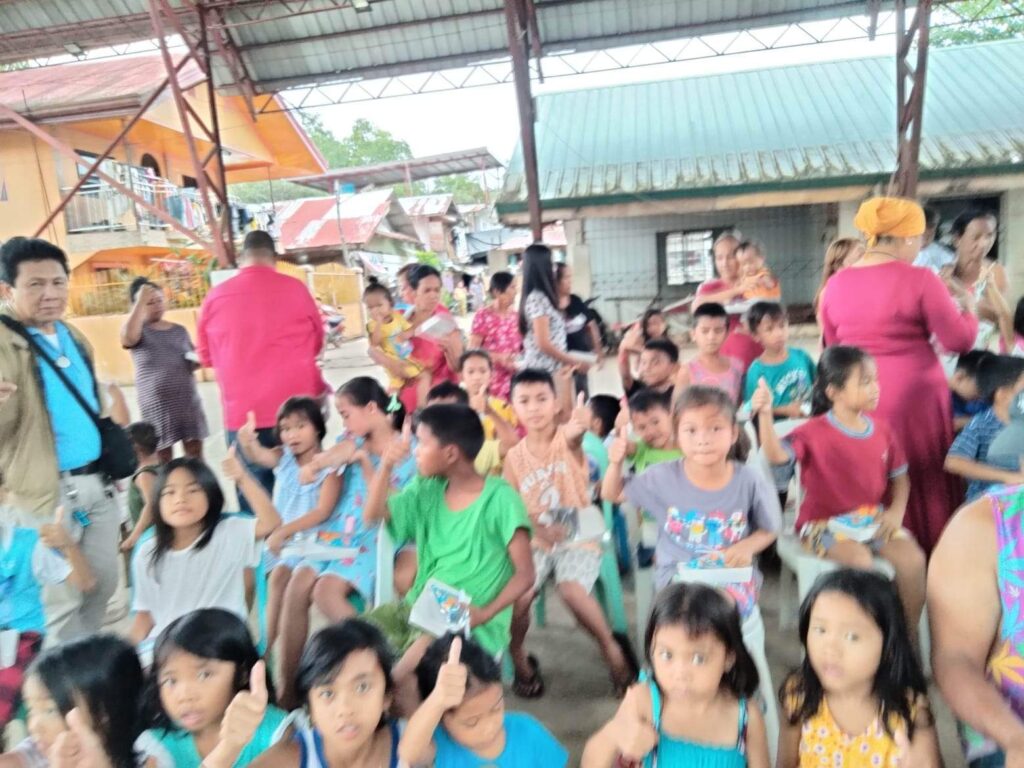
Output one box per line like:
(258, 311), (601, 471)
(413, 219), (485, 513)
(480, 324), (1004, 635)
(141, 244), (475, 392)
(742, 301), (816, 420)
(399, 633), (569, 767)
(945, 354), (1024, 501)
(950, 349), (991, 432)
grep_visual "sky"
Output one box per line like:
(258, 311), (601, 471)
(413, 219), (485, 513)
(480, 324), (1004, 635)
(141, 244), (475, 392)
(302, 13), (900, 172)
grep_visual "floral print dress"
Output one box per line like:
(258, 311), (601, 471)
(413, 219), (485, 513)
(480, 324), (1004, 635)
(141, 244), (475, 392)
(471, 305), (522, 400)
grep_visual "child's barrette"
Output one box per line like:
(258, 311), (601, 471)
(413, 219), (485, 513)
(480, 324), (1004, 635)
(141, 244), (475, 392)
(387, 393), (401, 413)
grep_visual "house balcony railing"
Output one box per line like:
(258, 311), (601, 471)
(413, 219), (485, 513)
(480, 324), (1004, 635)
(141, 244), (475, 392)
(61, 162), (240, 240)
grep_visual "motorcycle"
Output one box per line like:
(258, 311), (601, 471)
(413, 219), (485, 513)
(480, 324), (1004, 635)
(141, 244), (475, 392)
(319, 304), (345, 351)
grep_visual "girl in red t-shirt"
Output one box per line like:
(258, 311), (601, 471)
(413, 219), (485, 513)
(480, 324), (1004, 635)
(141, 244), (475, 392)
(753, 345), (926, 634)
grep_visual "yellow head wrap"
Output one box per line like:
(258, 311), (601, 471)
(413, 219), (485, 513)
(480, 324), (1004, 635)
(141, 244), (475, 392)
(853, 197), (926, 246)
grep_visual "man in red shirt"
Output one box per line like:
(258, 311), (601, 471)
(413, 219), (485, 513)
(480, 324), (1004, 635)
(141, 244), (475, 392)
(197, 230), (326, 511)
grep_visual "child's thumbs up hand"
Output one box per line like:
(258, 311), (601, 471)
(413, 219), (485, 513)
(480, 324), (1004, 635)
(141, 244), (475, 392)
(238, 411), (258, 445)
(567, 392), (591, 440)
(222, 443), (245, 482)
(49, 708), (112, 768)
(609, 426), (630, 466)
(220, 660), (269, 750)
(40, 506), (71, 551)
(383, 419), (413, 467)
(750, 377), (773, 415)
(430, 636), (468, 711)
(612, 684), (658, 762)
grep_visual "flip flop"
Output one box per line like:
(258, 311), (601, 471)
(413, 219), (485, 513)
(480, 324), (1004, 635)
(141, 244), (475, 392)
(512, 654), (545, 699)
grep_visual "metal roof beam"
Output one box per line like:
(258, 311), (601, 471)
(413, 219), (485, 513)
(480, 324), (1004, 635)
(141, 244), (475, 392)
(253, 15), (895, 110)
(235, 1), (596, 53)
(889, 0), (931, 197)
(505, 0), (542, 240)
(149, 0), (233, 266)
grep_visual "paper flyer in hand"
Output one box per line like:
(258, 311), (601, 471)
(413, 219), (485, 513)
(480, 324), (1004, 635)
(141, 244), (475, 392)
(826, 505), (881, 543)
(675, 552), (753, 586)
(410, 578), (471, 638)
(540, 506), (606, 547)
(280, 531), (359, 561)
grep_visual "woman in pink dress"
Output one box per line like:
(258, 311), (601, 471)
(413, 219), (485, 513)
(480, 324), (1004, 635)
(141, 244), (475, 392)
(469, 271), (521, 400)
(693, 231), (764, 370)
(820, 197), (978, 553)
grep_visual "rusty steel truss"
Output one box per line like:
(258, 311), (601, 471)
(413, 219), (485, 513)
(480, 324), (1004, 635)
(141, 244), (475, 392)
(889, 0), (932, 197)
(6, 0), (1012, 247)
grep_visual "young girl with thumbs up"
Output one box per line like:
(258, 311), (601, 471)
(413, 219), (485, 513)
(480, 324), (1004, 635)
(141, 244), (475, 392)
(235, 398), (342, 660)
(0, 634), (145, 768)
(137, 609), (290, 768)
(755, 345), (926, 634)
(127, 455), (281, 650)
(583, 583), (769, 768)
(399, 633), (568, 766)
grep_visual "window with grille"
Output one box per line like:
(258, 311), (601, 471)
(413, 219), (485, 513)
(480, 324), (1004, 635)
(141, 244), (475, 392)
(660, 229), (715, 286)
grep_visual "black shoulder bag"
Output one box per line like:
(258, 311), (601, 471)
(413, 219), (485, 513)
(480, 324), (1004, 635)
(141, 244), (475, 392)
(0, 315), (138, 480)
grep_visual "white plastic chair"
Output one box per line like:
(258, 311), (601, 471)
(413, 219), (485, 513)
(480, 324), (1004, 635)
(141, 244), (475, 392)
(760, 425), (931, 672)
(374, 526), (396, 608)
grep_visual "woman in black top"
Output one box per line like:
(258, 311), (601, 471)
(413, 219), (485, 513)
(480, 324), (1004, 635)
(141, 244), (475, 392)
(556, 262), (601, 397)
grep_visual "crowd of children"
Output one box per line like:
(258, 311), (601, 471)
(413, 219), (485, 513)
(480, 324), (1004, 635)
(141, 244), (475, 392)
(5, 250), (1020, 768)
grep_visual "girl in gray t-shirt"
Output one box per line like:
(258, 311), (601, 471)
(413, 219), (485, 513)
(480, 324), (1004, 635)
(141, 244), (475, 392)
(623, 386), (782, 616)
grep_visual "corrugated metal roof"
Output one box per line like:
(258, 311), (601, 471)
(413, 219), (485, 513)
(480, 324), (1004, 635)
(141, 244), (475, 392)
(0, 1), (941, 93)
(497, 39), (1024, 212)
(275, 189), (422, 251)
(292, 148), (501, 192)
(498, 223), (567, 251)
(399, 194), (458, 218)
(0, 54), (204, 118)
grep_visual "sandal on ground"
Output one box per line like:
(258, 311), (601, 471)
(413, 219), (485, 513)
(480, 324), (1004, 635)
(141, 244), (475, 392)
(512, 654), (545, 699)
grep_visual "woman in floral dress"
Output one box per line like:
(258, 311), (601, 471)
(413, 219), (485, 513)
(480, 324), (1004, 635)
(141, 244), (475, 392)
(469, 271), (521, 400)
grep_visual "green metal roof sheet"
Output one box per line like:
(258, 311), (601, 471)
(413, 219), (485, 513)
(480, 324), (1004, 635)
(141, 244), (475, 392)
(497, 39), (1024, 213)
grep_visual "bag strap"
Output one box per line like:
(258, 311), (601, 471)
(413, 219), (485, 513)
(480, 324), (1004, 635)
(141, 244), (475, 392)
(0, 315), (104, 430)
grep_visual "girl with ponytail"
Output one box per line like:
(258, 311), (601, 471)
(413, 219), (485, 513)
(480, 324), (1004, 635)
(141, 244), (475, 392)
(276, 376), (416, 709)
(751, 345), (926, 634)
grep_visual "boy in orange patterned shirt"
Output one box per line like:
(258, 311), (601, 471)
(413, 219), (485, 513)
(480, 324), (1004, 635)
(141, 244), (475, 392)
(503, 368), (634, 698)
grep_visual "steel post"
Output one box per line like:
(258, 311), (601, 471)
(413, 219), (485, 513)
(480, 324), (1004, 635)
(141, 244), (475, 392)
(504, 0), (543, 241)
(148, 0), (231, 266)
(889, 0), (932, 197)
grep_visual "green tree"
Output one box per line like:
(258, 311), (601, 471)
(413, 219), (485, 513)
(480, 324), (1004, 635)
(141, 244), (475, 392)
(430, 173), (488, 204)
(229, 115), (417, 203)
(931, 0), (1024, 47)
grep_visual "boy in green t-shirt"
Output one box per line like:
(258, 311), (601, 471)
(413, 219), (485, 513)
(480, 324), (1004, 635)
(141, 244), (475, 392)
(601, 388), (682, 569)
(363, 403), (534, 710)
(600, 388), (681, 503)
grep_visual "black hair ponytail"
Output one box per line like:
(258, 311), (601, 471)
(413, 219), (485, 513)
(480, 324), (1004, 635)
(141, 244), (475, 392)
(811, 345), (870, 416)
(338, 376), (406, 430)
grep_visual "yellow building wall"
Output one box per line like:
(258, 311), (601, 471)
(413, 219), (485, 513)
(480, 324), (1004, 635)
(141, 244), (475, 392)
(69, 263), (366, 385)
(69, 307), (211, 386)
(0, 129), (62, 248)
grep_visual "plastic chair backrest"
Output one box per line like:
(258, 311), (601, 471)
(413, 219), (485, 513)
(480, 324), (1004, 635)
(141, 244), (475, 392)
(374, 525), (396, 608)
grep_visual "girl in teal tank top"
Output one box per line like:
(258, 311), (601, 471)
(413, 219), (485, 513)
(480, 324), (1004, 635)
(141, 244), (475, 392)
(137, 609), (292, 768)
(582, 582), (770, 767)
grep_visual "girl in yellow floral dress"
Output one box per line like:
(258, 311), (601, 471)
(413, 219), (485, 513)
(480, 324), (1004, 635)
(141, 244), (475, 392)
(778, 569), (940, 768)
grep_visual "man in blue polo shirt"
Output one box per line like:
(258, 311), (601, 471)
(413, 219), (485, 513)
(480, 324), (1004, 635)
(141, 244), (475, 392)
(0, 237), (120, 643)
